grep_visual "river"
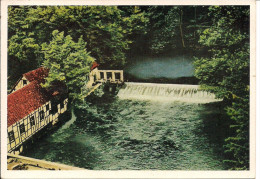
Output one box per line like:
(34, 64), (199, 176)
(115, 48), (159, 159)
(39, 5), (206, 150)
(124, 55), (199, 84)
(22, 84), (228, 170)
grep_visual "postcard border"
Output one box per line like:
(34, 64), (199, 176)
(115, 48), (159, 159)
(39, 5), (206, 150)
(1, 0), (256, 178)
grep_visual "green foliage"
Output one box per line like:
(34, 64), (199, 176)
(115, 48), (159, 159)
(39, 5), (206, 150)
(8, 7), (42, 88)
(194, 6), (249, 100)
(42, 30), (94, 101)
(144, 6), (210, 54)
(193, 6), (250, 169)
(147, 6), (180, 53)
(224, 96), (249, 170)
(8, 5), (251, 169)
(8, 6), (147, 88)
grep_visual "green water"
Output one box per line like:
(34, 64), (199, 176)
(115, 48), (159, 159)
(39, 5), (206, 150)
(22, 96), (228, 170)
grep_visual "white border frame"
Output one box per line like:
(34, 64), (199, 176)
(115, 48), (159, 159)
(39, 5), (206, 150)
(1, 0), (256, 178)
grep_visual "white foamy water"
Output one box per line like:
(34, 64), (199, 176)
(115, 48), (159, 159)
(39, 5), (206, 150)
(117, 82), (222, 103)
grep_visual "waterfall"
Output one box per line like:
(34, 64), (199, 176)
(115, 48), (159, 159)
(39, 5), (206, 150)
(117, 82), (222, 103)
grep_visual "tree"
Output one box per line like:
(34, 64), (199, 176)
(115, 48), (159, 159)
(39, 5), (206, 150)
(143, 6), (210, 54)
(8, 6), (148, 88)
(8, 6), (42, 89)
(224, 96), (249, 169)
(42, 30), (94, 101)
(193, 6), (250, 169)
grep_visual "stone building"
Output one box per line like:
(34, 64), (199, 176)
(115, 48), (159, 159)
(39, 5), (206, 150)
(7, 67), (68, 154)
(86, 62), (124, 88)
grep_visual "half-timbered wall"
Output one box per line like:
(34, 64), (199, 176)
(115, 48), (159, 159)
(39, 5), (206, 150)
(12, 77), (30, 93)
(7, 98), (68, 153)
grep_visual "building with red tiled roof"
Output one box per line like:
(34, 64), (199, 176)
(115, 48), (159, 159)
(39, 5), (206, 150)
(10, 67), (49, 94)
(8, 81), (51, 127)
(23, 67), (49, 82)
(91, 61), (99, 71)
(7, 64), (124, 154)
(7, 67), (68, 154)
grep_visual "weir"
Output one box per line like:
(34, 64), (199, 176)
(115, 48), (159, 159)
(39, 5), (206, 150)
(117, 82), (222, 103)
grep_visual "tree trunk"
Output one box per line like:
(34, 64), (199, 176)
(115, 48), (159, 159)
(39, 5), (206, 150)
(179, 9), (185, 48)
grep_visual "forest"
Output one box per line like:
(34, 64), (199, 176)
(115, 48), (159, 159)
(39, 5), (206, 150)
(8, 6), (250, 170)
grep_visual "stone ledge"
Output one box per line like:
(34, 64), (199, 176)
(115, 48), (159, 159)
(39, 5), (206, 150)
(7, 154), (84, 170)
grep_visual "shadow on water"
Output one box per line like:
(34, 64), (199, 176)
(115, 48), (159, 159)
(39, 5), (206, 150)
(196, 102), (231, 169)
(21, 110), (103, 169)
(22, 134), (101, 169)
(125, 74), (199, 85)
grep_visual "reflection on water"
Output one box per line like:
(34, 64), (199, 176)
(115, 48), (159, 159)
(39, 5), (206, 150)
(22, 97), (228, 170)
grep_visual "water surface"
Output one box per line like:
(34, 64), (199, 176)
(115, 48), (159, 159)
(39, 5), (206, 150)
(23, 96), (227, 170)
(125, 56), (194, 79)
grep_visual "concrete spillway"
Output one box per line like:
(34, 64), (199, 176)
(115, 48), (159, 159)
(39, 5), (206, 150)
(117, 82), (222, 103)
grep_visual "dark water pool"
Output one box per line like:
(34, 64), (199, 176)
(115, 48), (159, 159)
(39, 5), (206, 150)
(22, 97), (228, 170)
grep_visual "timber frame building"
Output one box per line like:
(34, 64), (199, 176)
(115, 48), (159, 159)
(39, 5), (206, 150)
(7, 67), (68, 154)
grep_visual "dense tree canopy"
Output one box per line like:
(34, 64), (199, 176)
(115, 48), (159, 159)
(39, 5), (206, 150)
(193, 6), (250, 169)
(42, 30), (94, 101)
(8, 6), (147, 88)
(8, 5), (250, 170)
(137, 6), (210, 54)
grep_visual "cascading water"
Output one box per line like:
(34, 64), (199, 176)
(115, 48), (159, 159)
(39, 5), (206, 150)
(117, 82), (222, 103)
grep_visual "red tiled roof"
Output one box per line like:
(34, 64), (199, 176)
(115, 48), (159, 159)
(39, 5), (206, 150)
(8, 67), (67, 127)
(91, 62), (99, 70)
(7, 81), (51, 127)
(52, 91), (59, 96)
(23, 67), (49, 82)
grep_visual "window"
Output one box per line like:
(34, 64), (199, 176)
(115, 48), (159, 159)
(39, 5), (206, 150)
(39, 111), (44, 121)
(100, 72), (104, 79)
(107, 72), (112, 80)
(8, 131), (15, 143)
(19, 123), (25, 134)
(115, 73), (120, 80)
(23, 80), (27, 85)
(93, 74), (97, 82)
(51, 104), (58, 115)
(30, 116), (35, 126)
(46, 104), (49, 111)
